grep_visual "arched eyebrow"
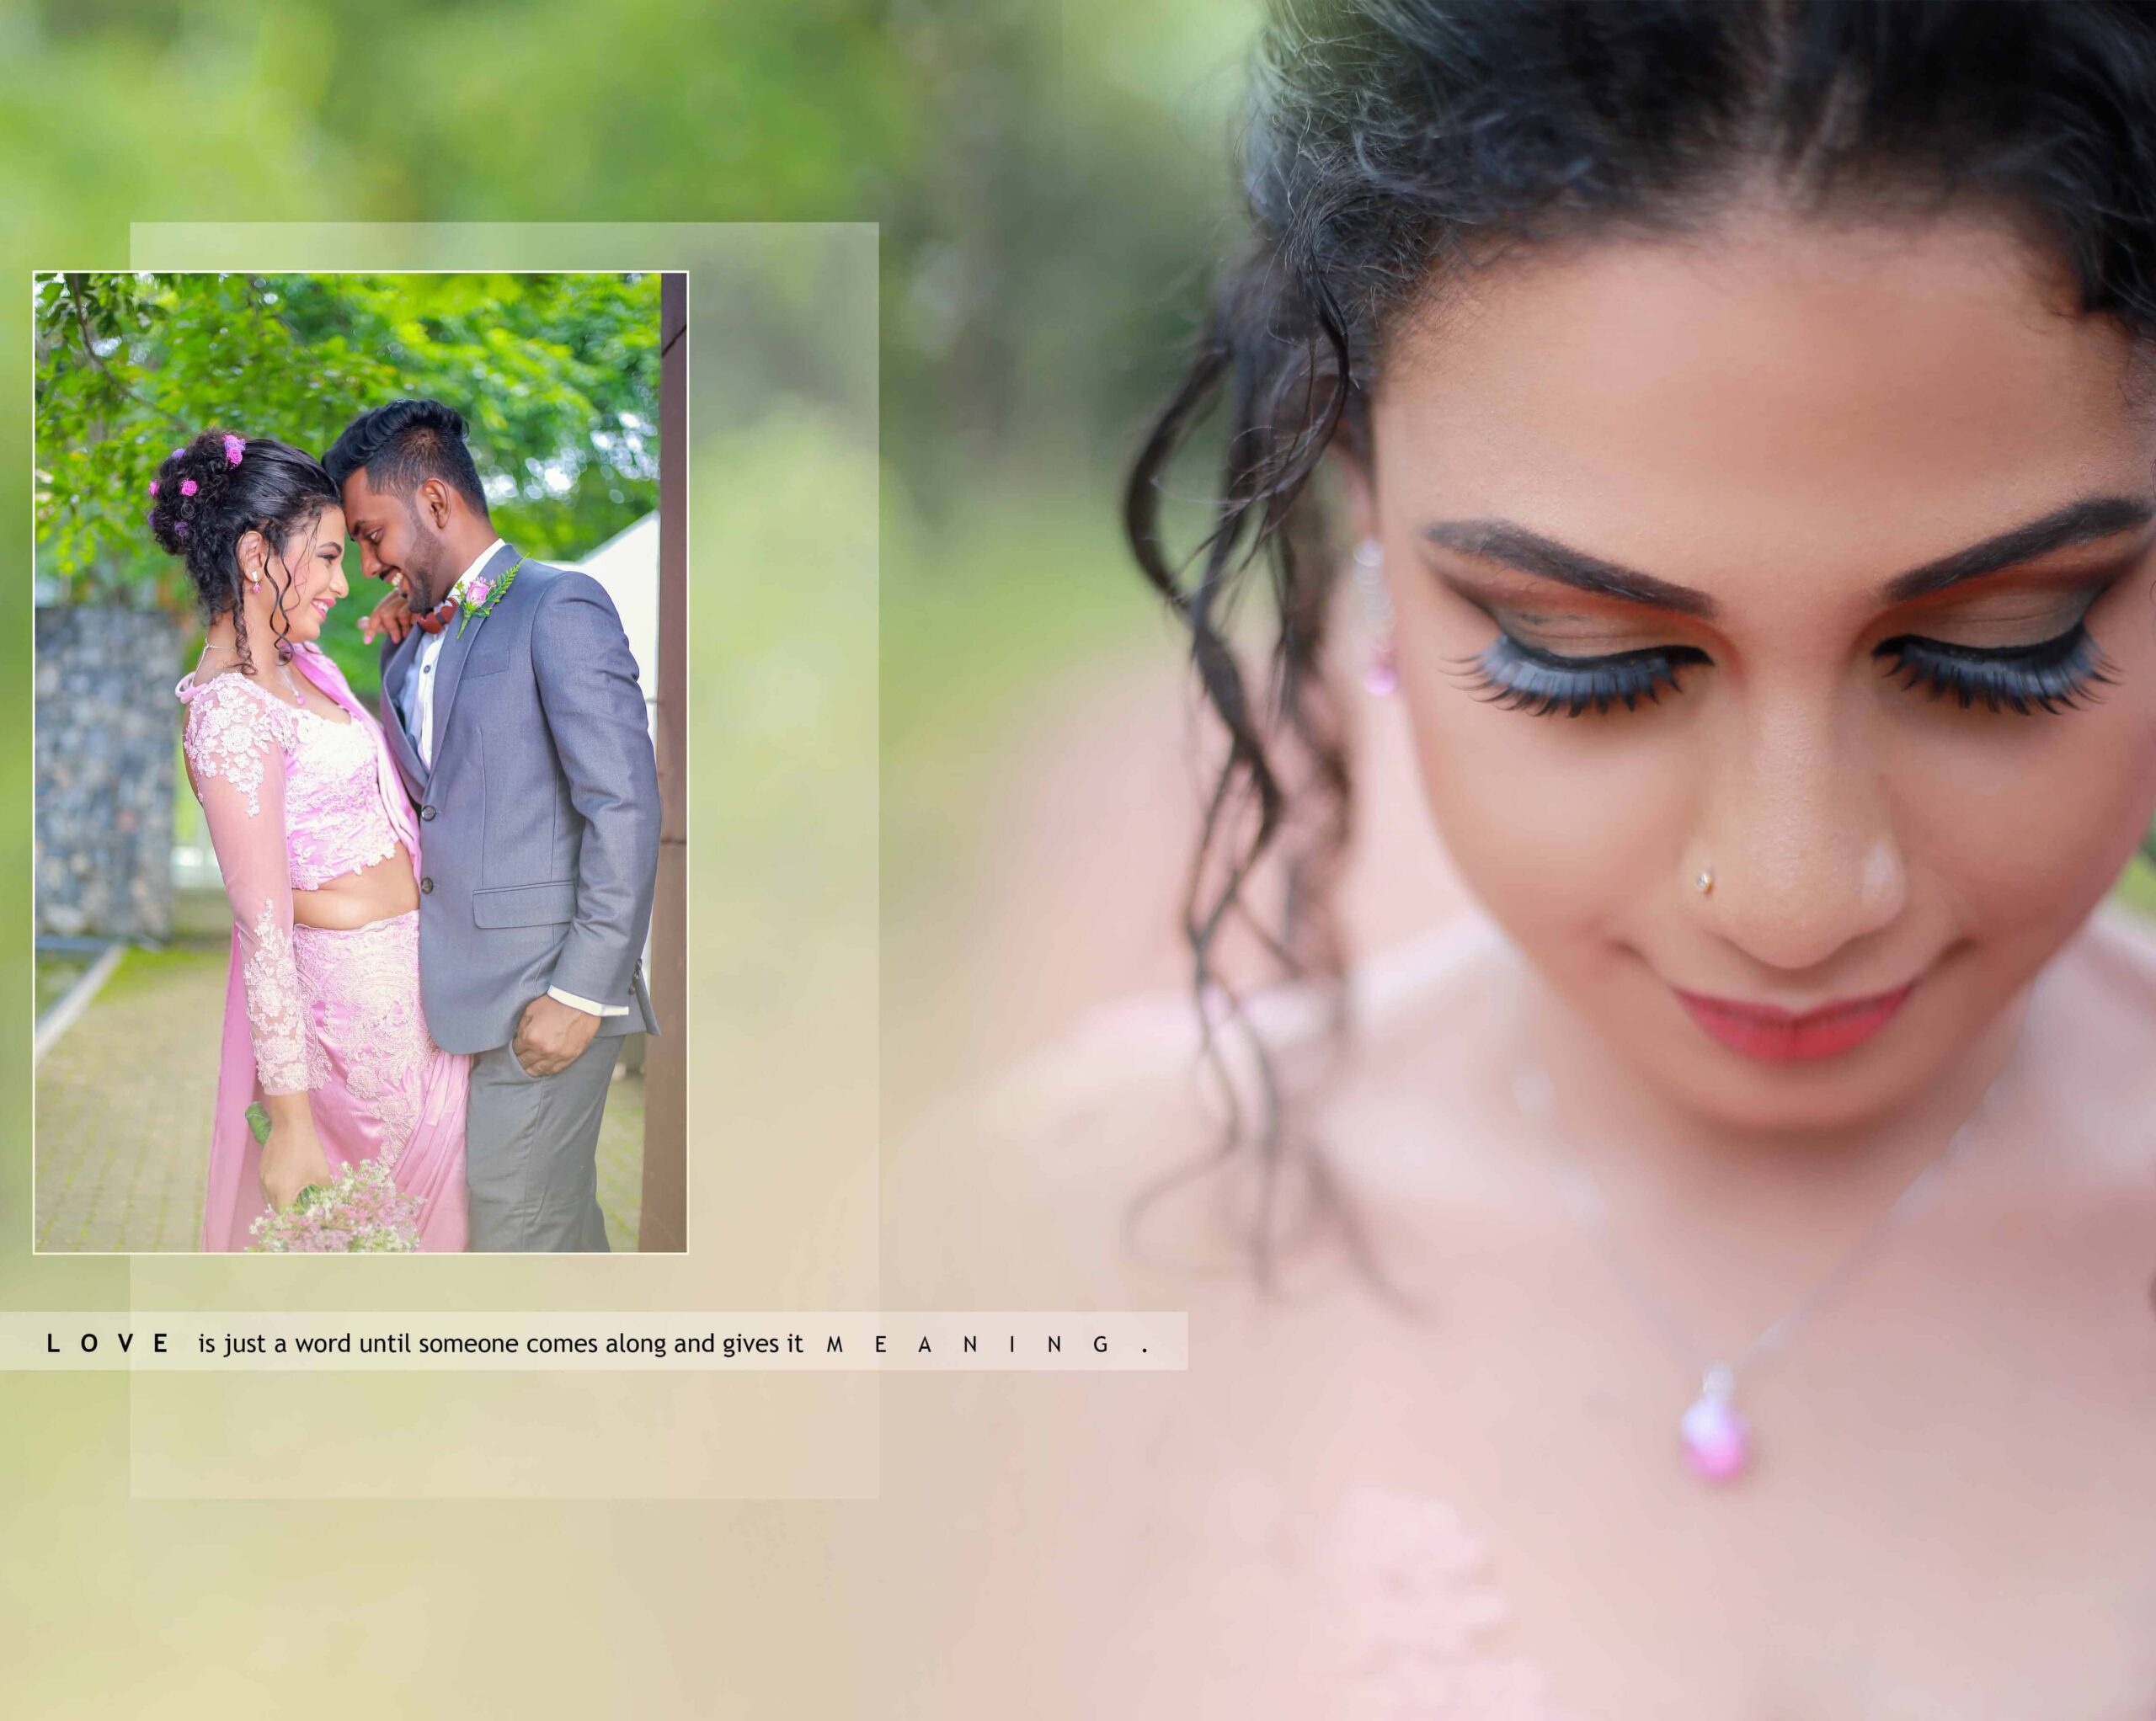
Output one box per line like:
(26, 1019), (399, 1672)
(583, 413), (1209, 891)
(1877, 494), (2154, 600)
(1422, 493), (2156, 619)
(1424, 520), (1717, 616)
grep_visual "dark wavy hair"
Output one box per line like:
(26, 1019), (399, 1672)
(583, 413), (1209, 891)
(323, 397), (489, 516)
(147, 431), (341, 673)
(1123, 0), (2156, 1282)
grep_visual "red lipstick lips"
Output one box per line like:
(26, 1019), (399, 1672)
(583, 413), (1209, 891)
(1672, 980), (1915, 1063)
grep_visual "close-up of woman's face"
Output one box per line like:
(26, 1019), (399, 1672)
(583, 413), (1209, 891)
(1358, 208), (2156, 1133)
(248, 504), (350, 645)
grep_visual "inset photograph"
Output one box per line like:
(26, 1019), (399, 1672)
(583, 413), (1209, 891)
(33, 270), (686, 1254)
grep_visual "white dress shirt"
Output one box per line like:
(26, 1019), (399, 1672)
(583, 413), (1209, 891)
(400, 536), (625, 1023)
(400, 537), (501, 769)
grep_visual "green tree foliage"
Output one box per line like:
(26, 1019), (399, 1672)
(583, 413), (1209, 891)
(35, 270), (659, 692)
(37, 270), (659, 603)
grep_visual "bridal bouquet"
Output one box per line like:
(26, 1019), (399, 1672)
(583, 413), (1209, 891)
(244, 1108), (424, 1253)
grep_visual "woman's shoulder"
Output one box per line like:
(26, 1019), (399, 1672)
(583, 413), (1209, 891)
(2034, 895), (2156, 1046)
(882, 911), (1523, 1306)
(2018, 894), (2156, 1186)
(178, 666), (297, 736)
(942, 909), (1512, 1117)
(2066, 893), (2156, 999)
(177, 669), (297, 812)
(882, 988), (1224, 1307)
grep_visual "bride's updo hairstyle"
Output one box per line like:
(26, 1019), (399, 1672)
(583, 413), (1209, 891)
(1123, 0), (2156, 1279)
(148, 430), (341, 673)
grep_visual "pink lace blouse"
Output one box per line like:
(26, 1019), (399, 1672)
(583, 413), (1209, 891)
(176, 664), (405, 1095)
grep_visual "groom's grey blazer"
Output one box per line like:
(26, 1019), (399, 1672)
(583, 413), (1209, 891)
(378, 541), (661, 1055)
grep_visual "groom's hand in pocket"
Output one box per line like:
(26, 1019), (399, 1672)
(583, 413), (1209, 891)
(515, 994), (600, 1077)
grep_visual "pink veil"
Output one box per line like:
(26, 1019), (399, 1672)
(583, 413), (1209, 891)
(196, 643), (431, 1250)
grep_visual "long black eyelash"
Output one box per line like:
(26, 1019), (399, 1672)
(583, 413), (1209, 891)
(1444, 634), (1710, 717)
(1873, 621), (2116, 715)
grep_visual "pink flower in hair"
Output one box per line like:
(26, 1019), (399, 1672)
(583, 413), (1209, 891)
(180, 479), (198, 496)
(148, 480), (158, 495)
(223, 434), (246, 466)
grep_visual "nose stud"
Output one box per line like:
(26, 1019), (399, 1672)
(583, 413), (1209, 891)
(1694, 867), (1714, 896)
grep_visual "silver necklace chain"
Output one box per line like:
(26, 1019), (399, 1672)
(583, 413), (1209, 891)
(1510, 1057), (2018, 1393)
(197, 642), (305, 707)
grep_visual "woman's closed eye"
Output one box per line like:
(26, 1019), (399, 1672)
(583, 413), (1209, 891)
(1874, 618), (2116, 714)
(1450, 631), (1710, 717)
(1449, 615), (2118, 720)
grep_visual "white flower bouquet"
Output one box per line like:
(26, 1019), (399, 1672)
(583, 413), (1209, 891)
(244, 1106), (423, 1253)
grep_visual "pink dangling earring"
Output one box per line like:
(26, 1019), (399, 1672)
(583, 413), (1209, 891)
(1351, 536), (1397, 696)
(1364, 637), (1399, 697)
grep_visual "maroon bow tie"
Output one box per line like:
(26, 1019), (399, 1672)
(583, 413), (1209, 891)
(412, 597), (460, 635)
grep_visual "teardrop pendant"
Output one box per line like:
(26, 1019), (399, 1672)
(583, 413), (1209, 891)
(1362, 640), (1399, 698)
(1678, 1365), (1751, 1483)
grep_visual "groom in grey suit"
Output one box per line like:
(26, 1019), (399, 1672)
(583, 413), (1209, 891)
(325, 399), (660, 1252)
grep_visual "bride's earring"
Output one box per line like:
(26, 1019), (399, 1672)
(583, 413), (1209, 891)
(246, 562), (263, 596)
(1352, 536), (1397, 697)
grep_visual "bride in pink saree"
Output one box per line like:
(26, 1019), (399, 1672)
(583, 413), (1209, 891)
(154, 429), (468, 1252)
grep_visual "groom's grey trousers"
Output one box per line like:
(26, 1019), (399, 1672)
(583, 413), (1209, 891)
(378, 545), (662, 1254)
(467, 1036), (621, 1252)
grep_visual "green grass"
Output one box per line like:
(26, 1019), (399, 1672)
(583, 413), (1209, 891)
(34, 951), (93, 1020)
(96, 940), (223, 1004)
(172, 885), (240, 940)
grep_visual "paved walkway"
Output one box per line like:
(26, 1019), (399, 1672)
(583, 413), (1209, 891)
(35, 943), (225, 1251)
(35, 938), (644, 1252)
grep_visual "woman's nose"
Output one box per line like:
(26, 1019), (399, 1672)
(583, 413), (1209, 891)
(1692, 702), (1908, 973)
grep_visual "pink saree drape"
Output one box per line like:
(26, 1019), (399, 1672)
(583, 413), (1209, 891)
(191, 643), (469, 1252)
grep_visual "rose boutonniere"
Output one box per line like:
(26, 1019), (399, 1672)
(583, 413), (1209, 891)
(456, 557), (526, 637)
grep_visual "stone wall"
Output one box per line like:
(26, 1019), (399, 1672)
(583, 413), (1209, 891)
(36, 607), (183, 940)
